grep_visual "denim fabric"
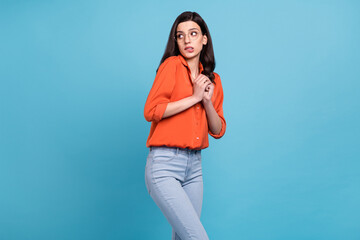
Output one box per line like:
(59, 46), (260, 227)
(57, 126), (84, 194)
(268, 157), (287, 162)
(145, 146), (209, 240)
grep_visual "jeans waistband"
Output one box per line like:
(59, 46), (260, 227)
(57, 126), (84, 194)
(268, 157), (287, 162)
(149, 146), (201, 154)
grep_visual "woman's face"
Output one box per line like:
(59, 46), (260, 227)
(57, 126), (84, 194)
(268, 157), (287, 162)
(176, 21), (207, 60)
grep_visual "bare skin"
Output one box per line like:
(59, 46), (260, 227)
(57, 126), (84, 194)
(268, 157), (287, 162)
(161, 21), (222, 135)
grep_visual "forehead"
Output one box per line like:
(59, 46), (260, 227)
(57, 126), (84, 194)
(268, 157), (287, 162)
(176, 21), (201, 32)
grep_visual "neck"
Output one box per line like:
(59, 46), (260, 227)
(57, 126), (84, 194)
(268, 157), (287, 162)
(185, 55), (200, 77)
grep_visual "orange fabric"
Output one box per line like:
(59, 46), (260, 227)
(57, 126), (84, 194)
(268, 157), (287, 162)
(144, 54), (226, 150)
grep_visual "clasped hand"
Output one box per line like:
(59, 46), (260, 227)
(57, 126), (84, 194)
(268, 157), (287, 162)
(192, 74), (214, 103)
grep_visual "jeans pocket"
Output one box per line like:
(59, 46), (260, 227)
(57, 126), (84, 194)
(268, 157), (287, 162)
(196, 152), (202, 161)
(151, 148), (177, 162)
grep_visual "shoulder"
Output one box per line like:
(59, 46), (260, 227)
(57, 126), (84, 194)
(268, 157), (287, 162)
(212, 72), (224, 94)
(213, 72), (220, 79)
(158, 55), (182, 72)
(165, 55), (180, 63)
(212, 72), (223, 85)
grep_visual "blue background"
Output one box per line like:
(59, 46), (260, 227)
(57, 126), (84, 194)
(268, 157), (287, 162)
(1, 0), (359, 239)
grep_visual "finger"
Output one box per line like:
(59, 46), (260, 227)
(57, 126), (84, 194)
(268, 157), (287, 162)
(203, 80), (211, 85)
(194, 76), (204, 85)
(196, 75), (207, 83)
(197, 80), (208, 89)
(195, 74), (205, 81)
(196, 76), (210, 88)
(199, 75), (209, 82)
(200, 78), (210, 87)
(208, 84), (214, 91)
(202, 81), (212, 89)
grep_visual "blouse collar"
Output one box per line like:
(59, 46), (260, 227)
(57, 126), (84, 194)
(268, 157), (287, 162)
(178, 54), (204, 73)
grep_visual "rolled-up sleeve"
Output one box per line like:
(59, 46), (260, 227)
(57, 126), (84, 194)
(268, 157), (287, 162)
(209, 73), (226, 139)
(144, 57), (176, 122)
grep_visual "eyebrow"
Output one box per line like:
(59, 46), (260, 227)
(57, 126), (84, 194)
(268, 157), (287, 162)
(176, 28), (199, 33)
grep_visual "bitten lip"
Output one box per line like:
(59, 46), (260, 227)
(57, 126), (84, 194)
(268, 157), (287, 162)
(184, 46), (193, 50)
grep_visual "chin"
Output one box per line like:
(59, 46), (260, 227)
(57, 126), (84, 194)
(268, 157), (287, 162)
(182, 51), (200, 60)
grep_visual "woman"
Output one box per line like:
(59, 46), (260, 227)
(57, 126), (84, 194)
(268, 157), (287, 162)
(144, 11), (226, 240)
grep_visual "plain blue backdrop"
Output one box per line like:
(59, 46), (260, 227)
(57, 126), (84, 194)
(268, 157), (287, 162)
(1, 0), (359, 239)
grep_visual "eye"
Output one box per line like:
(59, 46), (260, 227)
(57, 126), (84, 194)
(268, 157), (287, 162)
(191, 31), (198, 36)
(176, 34), (184, 39)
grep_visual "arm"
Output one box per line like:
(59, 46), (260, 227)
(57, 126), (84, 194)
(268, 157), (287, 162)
(144, 58), (176, 122)
(203, 97), (222, 135)
(202, 74), (226, 138)
(144, 59), (212, 121)
(162, 96), (198, 118)
(162, 74), (212, 119)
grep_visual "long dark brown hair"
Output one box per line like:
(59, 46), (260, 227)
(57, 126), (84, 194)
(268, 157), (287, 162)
(156, 11), (216, 82)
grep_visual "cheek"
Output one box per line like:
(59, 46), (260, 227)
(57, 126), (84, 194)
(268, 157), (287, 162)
(195, 41), (204, 51)
(177, 43), (185, 52)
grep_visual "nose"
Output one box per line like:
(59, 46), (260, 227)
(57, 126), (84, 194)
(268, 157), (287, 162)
(184, 33), (191, 43)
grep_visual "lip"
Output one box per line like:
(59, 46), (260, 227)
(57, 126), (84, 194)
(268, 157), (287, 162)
(184, 46), (194, 52)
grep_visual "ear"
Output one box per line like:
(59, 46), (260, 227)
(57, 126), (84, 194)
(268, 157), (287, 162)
(202, 34), (208, 45)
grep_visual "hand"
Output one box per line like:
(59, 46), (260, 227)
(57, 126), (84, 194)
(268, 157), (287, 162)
(192, 74), (212, 102)
(202, 83), (214, 104)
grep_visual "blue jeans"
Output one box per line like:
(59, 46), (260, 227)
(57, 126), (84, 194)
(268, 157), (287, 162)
(145, 146), (209, 240)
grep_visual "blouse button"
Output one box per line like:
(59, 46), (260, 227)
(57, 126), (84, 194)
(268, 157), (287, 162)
(196, 137), (199, 140)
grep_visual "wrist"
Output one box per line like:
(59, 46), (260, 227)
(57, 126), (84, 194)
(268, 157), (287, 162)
(202, 98), (212, 108)
(191, 94), (202, 103)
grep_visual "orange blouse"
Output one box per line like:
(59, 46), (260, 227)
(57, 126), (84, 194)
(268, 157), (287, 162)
(144, 54), (226, 150)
